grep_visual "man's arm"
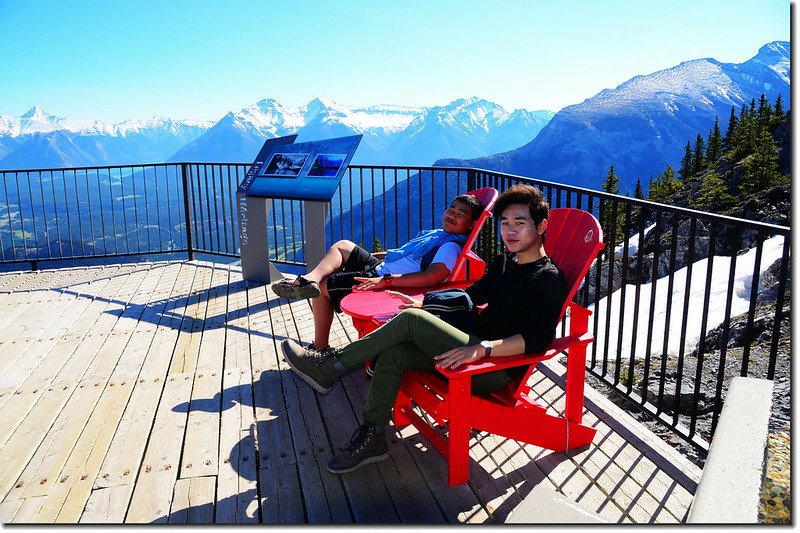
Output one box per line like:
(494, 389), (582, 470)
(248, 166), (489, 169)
(371, 251), (387, 260)
(434, 334), (527, 369)
(353, 263), (449, 291)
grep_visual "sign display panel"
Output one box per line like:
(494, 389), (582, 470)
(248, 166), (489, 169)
(237, 134), (298, 194)
(242, 134), (362, 201)
(259, 152), (310, 177)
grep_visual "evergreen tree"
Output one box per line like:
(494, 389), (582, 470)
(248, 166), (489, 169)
(601, 165), (624, 245)
(705, 117), (722, 167)
(773, 94), (785, 119)
(647, 174), (661, 202)
(691, 171), (737, 212)
(634, 178), (644, 200)
(602, 165), (621, 195)
(679, 141), (693, 180)
(740, 127), (786, 195)
(371, 237), (384, 253)
(692, 134), (705, 175)
(757, 93), (772, 129)
(660, 165), (681, 197)
(729, 104), (754, 160)
(722, 105), (738, 151)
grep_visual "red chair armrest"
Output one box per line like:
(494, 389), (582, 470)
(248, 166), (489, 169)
(434, 332), (593, 378)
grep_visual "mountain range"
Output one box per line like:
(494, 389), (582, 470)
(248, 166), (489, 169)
(0, 98), (553, 169)
(437, 41), (790, 195)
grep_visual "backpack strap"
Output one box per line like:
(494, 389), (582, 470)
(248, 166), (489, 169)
(420, 245), (441, 271)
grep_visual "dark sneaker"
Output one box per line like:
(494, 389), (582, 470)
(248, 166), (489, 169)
(282, 339), (341, 394)
(272, 276), (321, 299)
(328, 423), (389, 474)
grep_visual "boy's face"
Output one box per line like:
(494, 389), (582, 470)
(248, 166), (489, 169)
(500, 203), (546, 254)
(442, 200), (476, 234)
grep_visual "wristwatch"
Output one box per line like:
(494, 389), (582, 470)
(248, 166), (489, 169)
(382, 273), (393, 287)
(480, 340), (493, 357)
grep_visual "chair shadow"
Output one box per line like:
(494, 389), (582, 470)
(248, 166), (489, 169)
(160, 368), (579, 524)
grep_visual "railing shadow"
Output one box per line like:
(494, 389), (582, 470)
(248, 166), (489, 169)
(50, 262), (290, 341)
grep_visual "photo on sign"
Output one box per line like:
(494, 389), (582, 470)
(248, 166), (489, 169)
(260, 153), (310, 177)
(307, 153), (347, 178)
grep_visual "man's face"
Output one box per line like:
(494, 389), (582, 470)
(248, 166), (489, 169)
(442, 200), (476, 234)
(500, 203), (545, 255)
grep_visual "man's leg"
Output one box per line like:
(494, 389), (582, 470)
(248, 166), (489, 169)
(337, 308), (476, 370)
(304, 240), (357, 283)
(311, 278), (335, 349)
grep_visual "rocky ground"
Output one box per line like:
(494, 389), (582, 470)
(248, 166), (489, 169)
(580, 295), (791, 524)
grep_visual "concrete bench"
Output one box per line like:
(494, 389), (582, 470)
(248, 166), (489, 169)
(687, 376), (774, 523)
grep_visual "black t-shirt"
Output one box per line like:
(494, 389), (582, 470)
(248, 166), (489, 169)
(465, 253), (568, 353)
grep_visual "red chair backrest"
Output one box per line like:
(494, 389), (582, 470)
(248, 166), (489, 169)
(543, 208), (604, 317)
(447, 187), (499, 282)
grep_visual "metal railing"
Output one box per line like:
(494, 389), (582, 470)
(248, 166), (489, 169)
(0, 162), (790, 451)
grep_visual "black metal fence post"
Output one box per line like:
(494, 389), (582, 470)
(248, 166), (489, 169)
(181, 163), (195, 261)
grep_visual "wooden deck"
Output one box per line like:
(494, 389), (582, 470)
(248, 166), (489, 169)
(0, 260), (702, 524)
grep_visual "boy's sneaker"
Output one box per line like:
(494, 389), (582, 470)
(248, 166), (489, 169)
(281, 339), (341, 394)
(327, 423), (389, 474)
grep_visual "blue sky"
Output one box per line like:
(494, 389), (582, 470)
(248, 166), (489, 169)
(0, 0), (790, 123)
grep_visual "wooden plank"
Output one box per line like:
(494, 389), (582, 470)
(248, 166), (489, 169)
(179, 265), (228, 480)
(92, 263), (199, 488)
(0, 498), (24, 523)
(214, 270), (261, 523)
(126, 372), (194, 523)
(33, 378), (137, 523)
(0, 377), (97, 503)
(215, 367), (259, 524)
(167, 262), (215, 375)
(340, 356), (448, 524)
(3, 265), (175, 508)
(80, 485), (130, 524)
(26, 267), (195, 522)
(168, 476), (216, 524)
(93, 378), (163, 489)
(8, 376), (110, 501)
(2, 496), (46, 523)
(258, 465), (305, 524)
(399, 426), (490, 523)
(0, 273), (116, 387)
(272, 295), (357, 523)
(531, 366), (693, 522)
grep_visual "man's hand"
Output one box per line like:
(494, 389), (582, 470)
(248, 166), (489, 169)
(434, 344), (483, 369)
(352, 276), (384, 291)
(386, 290), (422, 309)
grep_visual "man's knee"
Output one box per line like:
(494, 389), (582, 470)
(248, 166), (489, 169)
(331, 239), (356, 254)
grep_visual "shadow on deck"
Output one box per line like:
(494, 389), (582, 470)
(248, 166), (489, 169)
(0, 260), (701, 524)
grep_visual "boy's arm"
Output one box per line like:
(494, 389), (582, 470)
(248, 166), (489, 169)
(353, 263), (450, 291)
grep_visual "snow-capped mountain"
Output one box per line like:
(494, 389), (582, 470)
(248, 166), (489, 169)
(169, 97), (553, 165)
(0, 97), (551, 169)
(0, 109), (213, 168)
(440, 41), (790, 194)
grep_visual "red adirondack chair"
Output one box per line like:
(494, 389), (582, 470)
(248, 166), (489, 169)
(446, 187), (498, 282)
(391, 207), (604, 485)
(344, 187), (497, 339)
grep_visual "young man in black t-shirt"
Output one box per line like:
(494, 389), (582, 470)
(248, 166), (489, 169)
(282, 184), (567, 474)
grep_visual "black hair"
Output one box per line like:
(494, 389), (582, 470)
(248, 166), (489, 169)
(493, 184), (550, 241)
(452, 193), (483, 221)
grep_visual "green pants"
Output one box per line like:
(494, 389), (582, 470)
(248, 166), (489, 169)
(338, 308), (516, 426)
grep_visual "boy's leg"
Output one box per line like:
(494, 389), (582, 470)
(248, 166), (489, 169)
(311, 278), (335, 349)
(338, 308), (477, 369)
(305, 239), (358, 283)
(361, 341), (435, 426)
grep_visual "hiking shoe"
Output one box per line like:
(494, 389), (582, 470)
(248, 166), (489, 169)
(272, 276), (321, 299)
(282, 339), (341, 394)
(327, 423), (389, 474)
